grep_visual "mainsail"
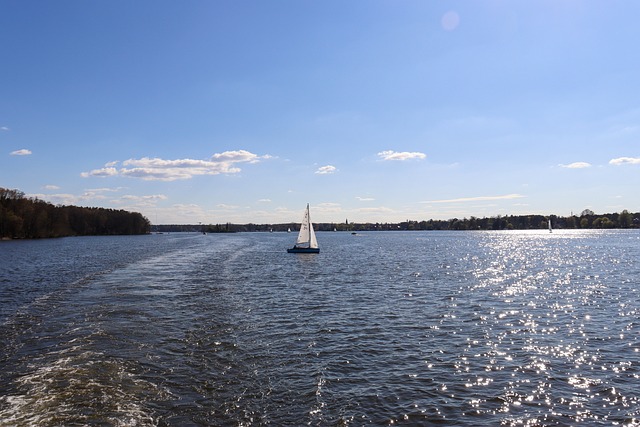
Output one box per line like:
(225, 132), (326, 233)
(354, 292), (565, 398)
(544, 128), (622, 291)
(288, 203), (319, 253)
(296, 204), (318, 248)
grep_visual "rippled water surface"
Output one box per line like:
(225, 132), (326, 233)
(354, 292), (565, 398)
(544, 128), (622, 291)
(1, 230), (639, 426)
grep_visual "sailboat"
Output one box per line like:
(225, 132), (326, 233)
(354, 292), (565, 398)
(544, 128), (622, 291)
(548, 219), (553, 233)
(287, 204), (320, 253)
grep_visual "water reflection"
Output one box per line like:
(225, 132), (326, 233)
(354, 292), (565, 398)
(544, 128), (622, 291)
(1, 231), (638, 425)
(455, 230), (640, 425)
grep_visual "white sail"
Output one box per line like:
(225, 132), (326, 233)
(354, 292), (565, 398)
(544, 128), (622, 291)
(295, 204), (318, 248)
(309, 220), (318, 249)
(295, 206), (310, 245)
(548, 219), (552, 233)
(288, 204), (319, 252)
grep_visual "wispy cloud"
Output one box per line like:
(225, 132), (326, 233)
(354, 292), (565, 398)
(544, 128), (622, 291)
(315, 202), (342, 214)
(217, 203), (239, 209)
(609, 156), (640, 165)
(356, 196), (375, 201)
(121, 194), (167, 201)
(79, 187), (127, 200)
(1, 126), (9, 131)
(28, 193), (78, 205)
(422, 194), (525, 204)
(378, 150), (426, 161)
(356, 206), (396, 216)
(258, 198), (271, 203)
(10, 149), (32, 156)
(82, 167), (119, 177)
(113, 194), (168, 207)
(31, 187), (166, 209)
(150, 203), (208, 223)
(559, 162), (591, 169)
(315, 165), (337, 174)
(82, 150), (271, 181)
(86, 187), (126, 193)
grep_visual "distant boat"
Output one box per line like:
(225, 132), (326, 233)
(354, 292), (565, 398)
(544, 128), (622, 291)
(548, 219), (552, 233)
(287, 204), (319, 253)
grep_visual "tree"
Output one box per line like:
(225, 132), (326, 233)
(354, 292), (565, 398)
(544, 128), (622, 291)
(619, 210), (632, 228)
(593, 217), (615, 228)
(0, 187), (150, 238)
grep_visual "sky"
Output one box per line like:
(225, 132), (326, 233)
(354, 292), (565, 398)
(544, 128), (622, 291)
(1, 1), (639, 225)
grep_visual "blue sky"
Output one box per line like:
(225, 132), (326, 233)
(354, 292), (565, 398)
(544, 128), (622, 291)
(2, 1), (639, 224)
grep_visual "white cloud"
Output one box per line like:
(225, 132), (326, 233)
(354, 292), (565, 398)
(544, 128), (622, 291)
(217, 203), (239, 209)
(357, 206), (395, 214)
(377, 150), (426, 161)
(30, 187), (161, 208)
(121, 194), (167, 201)
(559, 162), (591, 169)
(422, 194), (525, 204)
(86, 187), (125, 193)
(315, 202), (343, 214)
(609, 156), (640, 166)
(82, 150), (270, 181)
(81, 191), (108, 200)
(113, 194), (168, 207)
(211, 150), (269, 163)
(80, 187), (126, 199)
(258, 198), (272, 203)
(356, 196), (375, 201)
(315, 165), (337, 174)
(1, 126), (9, 131)
(28, 193), (78, 205)
(146, 203), (208, 223)
(81, 167), (119, 178)
(10, 149), (32, 156)
(119, 158), (232, 181)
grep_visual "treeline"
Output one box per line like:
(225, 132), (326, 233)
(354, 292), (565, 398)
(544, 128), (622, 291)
(387, 210), (639, 231)
(328, 210), (638, 231)
(153, 209), (639, 233)
(1, 188), (150, 239)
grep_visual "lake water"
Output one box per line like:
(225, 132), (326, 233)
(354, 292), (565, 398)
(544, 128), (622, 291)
(1, 230), (639, 426)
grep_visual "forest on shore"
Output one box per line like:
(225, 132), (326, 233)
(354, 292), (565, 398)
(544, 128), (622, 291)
(154, 209), (640, 233)
(2, 187), (637, 239)
(1, 188), (150, 239)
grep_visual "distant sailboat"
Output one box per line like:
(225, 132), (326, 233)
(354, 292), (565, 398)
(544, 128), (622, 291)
(287, 204), (319, 253)
(548, 219), (553, 233)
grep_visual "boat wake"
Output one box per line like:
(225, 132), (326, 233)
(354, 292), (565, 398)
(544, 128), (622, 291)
(0, 340), (169, 427)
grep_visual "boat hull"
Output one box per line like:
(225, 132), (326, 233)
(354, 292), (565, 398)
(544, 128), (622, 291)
(287, 247), (320, 254)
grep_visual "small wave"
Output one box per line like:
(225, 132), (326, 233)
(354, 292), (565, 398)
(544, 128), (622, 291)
(0, 348), (169, 427)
